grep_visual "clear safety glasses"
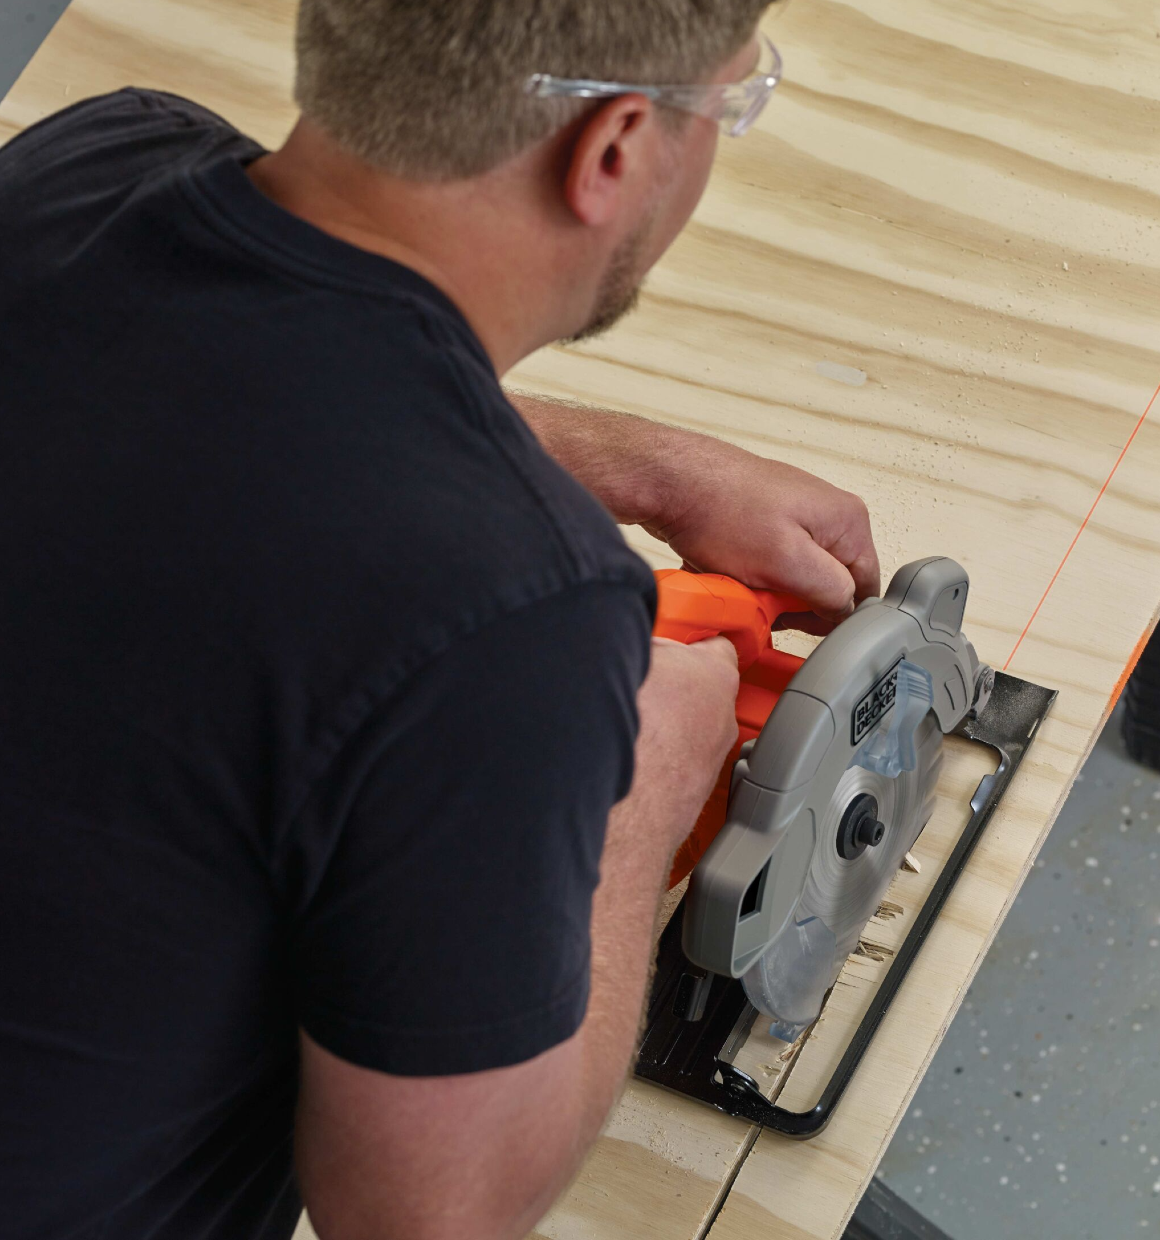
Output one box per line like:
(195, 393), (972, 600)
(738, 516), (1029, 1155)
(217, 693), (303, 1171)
(524, 33), (782, 138)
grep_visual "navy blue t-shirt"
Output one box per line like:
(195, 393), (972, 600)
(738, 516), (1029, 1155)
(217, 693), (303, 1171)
(0, 89), (654, 1239)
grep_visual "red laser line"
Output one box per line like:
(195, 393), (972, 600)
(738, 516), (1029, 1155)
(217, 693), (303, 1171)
(1004, 378), (1160, 671)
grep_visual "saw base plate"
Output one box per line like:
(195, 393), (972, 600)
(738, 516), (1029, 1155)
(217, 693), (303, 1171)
(633, 671), (1056, 1140)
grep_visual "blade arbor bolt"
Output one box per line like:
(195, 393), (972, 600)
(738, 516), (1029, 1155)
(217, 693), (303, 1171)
(838, 793), (886, 860)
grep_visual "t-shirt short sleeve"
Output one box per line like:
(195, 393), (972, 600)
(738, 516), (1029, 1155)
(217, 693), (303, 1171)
(289, 578), (652, 1076)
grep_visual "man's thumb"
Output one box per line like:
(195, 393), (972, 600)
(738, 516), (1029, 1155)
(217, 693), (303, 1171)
(785, 535), (856, 620)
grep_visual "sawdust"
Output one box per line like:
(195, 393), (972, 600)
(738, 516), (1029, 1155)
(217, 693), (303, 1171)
(875, 899), (906, 920)
(608, 1088), (722, 1175)
(854, 938), (896, 963)
(756, 1038), (803, 1080)
(902, 850), (923, 874)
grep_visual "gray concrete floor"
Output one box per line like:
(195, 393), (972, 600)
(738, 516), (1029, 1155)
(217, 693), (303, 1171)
(3, 7), (1156, 1238)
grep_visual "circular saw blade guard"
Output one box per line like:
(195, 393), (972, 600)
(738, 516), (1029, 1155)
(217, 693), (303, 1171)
(743, 706), (942, 1038)
(682, 558), (992, 1033)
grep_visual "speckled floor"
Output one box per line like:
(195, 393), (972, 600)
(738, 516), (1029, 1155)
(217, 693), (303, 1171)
(878, 702), (1160, 1238)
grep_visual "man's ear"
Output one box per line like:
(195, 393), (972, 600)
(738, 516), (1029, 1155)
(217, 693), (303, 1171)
(563, 95), (659, 228)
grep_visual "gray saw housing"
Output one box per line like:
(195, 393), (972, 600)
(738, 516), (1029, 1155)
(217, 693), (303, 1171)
(682, 558), (993, 996)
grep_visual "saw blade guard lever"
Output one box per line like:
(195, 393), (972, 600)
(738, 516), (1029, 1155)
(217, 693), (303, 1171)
(854, 659), (934, 778)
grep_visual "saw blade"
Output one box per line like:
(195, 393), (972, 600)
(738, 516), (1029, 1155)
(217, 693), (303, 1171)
(742, 712), (942, 1035)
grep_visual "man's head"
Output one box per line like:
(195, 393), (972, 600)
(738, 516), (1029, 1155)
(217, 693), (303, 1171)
(295, 1), (773, 181)
(291, 1), (772, 353)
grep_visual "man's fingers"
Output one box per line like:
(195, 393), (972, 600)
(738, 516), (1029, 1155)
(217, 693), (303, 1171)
(828, 492), (880, 603)
(848, 551), (881, 604)
(773, 610), (838, 638)
(783, 533), (858, 621)
(651, 634), (739, 672)
(694, 635), (740, 667)
(841, 506), (880, 601)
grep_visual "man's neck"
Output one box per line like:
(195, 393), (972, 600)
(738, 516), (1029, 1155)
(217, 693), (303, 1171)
(246, 119), (581, 375)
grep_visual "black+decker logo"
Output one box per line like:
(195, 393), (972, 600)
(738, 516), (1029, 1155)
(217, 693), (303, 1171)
(852, 660), (901, 745)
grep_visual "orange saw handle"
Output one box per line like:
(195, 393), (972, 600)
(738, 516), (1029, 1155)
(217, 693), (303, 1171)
(653, 569), (808, 888)
(653, 569), (801, 668)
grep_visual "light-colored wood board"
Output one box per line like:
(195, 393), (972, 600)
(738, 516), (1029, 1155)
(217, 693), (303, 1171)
(529, 1085), (758, 1240)
(6, 0), (1160, 1237)
(0, 0), (297, 149)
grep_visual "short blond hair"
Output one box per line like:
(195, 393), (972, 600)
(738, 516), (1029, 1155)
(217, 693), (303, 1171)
(295, 0), (770, 181)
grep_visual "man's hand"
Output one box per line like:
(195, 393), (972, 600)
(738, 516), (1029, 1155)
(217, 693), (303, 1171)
(647, 451), (879, 630)
(633, 635), (740, 850)
(510, 393), (880, 629)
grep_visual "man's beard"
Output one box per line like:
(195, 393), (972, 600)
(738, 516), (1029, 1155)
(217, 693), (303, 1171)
(563, 224), (648, 344)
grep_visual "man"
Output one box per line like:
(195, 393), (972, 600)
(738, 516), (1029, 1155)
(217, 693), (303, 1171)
(0, 2), (877, 1237)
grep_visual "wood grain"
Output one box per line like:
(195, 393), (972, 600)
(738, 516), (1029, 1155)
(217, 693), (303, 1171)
(5, 0), (1160, 1237)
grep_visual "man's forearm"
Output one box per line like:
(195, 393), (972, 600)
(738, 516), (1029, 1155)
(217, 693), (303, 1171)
(508, 390), (700, 530)
(509, 389), (881, 616)
(576, 792), (673, 1141)
(572, 639), (739, 1147)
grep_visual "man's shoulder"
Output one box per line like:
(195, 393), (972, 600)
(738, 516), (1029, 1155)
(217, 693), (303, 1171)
(411, 342), (656, 600)
(250, 292), (652, 607)
(1, 87), (243, 164)
(192, 319), (655, 668)
(0, 87), (253, 216)
(318, 351), (655, 623)
(0, 87), (655, 647)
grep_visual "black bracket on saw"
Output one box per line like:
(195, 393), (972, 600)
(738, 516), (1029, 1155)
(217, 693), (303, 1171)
(633, 670), (1057, 1140)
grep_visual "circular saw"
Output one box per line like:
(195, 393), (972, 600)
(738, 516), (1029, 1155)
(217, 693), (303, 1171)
(655, 557), (994, 1041)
